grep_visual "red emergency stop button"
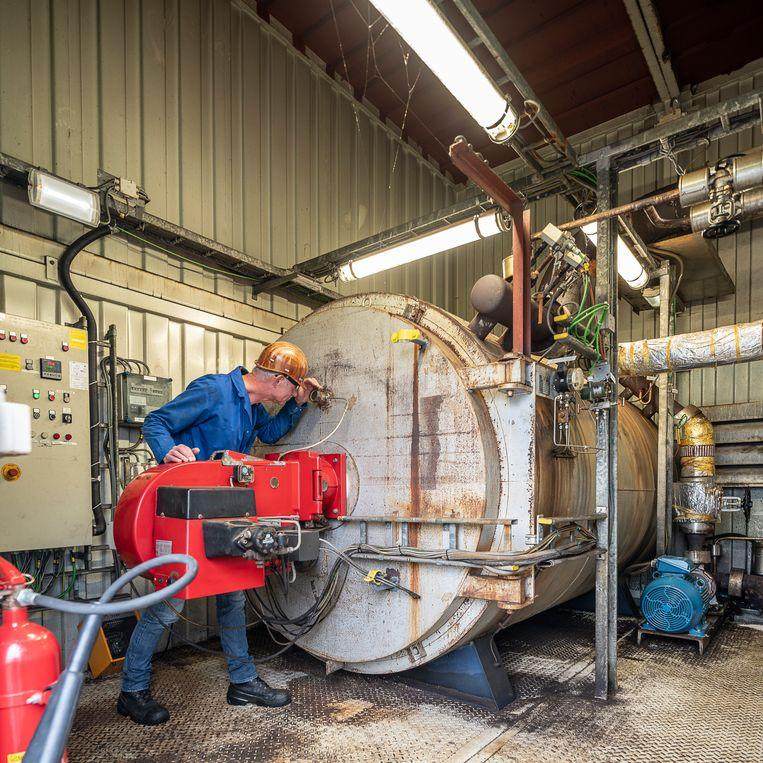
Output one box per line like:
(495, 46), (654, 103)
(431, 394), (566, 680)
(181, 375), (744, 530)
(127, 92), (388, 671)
(64, 433), (72, 441)
(53, 433), (61, 440)
(20, 334), (29, 344)
(1, 463), (22, 481)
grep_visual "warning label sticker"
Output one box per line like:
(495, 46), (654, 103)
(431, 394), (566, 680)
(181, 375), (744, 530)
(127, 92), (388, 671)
(69, 328), (87, 350)
(69, 361), (88, 390)
(155, 540), (172, 556)
(0, 353), (21, 372)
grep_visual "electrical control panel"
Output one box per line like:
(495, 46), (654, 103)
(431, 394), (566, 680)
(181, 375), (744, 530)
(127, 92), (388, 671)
(117, 372), (173, 427)
(0, 313), (92, 551)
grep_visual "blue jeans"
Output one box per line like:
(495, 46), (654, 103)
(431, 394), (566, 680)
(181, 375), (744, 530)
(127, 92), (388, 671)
(121, 590), (258, 692)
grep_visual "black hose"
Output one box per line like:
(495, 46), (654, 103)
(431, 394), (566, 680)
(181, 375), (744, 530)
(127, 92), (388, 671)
(57, 225), (112, 536)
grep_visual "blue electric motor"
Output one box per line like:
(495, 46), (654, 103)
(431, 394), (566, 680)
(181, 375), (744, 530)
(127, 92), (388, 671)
(640, 556), (715, 637)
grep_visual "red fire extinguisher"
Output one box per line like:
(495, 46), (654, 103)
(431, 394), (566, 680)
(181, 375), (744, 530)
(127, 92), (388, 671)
(0, 556), (62, 762)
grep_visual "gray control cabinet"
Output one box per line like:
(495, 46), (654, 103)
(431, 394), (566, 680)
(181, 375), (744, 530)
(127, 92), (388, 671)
(0, 313), (92, 551)
(117, 372), (173, 426)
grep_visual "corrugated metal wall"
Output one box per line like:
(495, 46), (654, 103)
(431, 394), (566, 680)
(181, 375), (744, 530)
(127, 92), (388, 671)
(1, 0), (761, 653)
(0, 0), (476, 314)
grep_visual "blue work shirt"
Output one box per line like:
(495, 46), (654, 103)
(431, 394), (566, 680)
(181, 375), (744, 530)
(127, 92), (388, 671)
(142, 367), (306, 463)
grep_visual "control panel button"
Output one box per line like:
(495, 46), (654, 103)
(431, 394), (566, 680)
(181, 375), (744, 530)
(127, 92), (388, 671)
(32, 389), (40, 399)
(9, 331), (17, 342)
(1, 464), (22, 481)
(48, 410), (56, 421)
(62, 411), (72, 424)
(25, 359), (34, 370)
(20, 334), (29, 345)
(64, 433), (73, 441)
(61, 341), (70, 352)
(40, 432), (48, 439)
(32, 408), (40, 419)
(63, 392), (70, 403)
(53, 432), (60, 440)
(48, 391), (55, 401)
(0, 330), (5, 340)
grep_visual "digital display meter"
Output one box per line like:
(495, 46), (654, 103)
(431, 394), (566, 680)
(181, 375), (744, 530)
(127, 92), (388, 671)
(39, 357), (62, 381)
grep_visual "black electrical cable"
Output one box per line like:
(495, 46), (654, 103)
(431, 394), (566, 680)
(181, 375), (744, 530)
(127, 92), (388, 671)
(58, 224), (112, 537)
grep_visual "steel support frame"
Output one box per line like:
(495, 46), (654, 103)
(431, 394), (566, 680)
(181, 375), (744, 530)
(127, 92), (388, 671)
(655, 263), (674, 555)
(594, 156), (619, 700)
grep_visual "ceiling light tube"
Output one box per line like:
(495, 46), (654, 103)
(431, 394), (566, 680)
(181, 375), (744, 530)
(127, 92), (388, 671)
(28, 170), (101, 227)
(581, 223), (649, 291)
(339, 210), (508, 282)
(369, 0), (517, 143)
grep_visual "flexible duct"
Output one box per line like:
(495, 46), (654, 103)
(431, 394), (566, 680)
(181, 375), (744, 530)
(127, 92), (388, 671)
(57, 225), (112, 536)
(676, 405), (715, 479)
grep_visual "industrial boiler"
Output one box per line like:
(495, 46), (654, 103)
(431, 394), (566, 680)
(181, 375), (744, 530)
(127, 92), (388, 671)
(256, 292), (657, 675)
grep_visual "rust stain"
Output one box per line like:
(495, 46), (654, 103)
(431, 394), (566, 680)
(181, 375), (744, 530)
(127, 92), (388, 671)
(419, 393), (444, 491)
(327, 698), (374, 722)
(409, 344), (421, 644)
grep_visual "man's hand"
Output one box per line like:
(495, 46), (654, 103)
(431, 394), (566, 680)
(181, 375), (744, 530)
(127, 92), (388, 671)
(163, 445), (200, 463)
(294, 377), (322, 406)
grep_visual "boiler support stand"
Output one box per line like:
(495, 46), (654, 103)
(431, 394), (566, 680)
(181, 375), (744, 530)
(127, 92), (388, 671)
(594, 156), (619, 701)
(400, 634), (515, 710)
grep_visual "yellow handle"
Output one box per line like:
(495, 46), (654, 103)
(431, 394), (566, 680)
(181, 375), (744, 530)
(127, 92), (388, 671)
(391, 329), (421, 344)
(364, 569), (384, 585)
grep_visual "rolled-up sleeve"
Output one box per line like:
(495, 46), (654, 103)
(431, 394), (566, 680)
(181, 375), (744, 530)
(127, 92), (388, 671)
(142, 378), (220, 462)
(255, 398), (306, 444)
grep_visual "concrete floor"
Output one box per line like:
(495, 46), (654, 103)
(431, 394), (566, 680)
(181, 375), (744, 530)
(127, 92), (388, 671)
(68, 608), (763, 762)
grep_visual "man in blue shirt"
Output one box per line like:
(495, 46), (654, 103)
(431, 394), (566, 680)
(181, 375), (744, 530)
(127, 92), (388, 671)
(117, 341), (320, 726)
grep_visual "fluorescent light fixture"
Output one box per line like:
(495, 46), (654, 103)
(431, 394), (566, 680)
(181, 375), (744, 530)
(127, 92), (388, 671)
(28, 170), (101, 226)
(339, 211), (507, 282)
(369, 0), (517, 142)
(581, 222), (649, 291)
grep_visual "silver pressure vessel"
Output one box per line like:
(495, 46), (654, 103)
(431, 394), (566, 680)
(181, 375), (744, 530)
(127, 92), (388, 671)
(272, 294), (656, 674)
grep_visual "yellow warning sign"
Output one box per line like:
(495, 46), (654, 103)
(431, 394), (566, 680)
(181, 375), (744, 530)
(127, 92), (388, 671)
(0, 353), (21, 372)
(69, 328), (87, 350)
(7, 751), (26, 762)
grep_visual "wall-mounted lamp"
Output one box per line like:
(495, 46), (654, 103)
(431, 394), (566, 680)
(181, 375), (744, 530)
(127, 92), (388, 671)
(28, 170), (101, 227)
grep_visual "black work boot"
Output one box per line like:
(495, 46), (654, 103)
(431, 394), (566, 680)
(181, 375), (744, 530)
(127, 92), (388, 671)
(227, 677), (291, 708)
(117, 689), (170, 725)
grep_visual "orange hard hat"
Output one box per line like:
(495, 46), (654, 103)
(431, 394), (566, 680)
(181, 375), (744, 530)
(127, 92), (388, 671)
(256, 341), (308, 386)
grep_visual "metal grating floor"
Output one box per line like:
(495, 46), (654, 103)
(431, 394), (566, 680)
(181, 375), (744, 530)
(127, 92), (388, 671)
(68, 609), (763, 762)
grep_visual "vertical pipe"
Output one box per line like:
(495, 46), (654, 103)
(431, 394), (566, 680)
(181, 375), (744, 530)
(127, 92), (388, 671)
(106, 325), (119, 509)
(594, 156), (619, 700)
(511, 204), (531, 356)
(57, 225), (111, 536)
(656, 264), (673, 555)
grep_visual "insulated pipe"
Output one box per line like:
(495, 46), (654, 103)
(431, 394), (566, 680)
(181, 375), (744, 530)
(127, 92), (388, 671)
(676, 404), (715, 479)
(618, 320), (763, 375)
(58, 225), (112, 536)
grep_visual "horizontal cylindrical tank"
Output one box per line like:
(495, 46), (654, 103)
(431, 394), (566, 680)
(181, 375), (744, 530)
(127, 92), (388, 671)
(270, 294), (656, 674)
